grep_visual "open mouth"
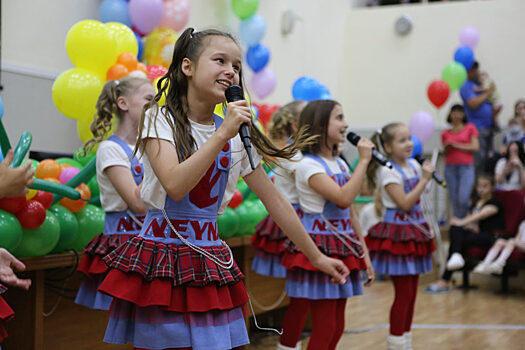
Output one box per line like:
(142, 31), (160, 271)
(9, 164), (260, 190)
(217, 80), (231, 88)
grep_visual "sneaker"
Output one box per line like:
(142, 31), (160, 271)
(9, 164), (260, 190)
(424, 283), (450, 294)
(486, 261), (505, 275)
(473, 261), (491, 274)
(446, 253), (465, 270)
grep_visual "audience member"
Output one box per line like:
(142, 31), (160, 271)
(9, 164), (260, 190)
(494, 141), (525, 191)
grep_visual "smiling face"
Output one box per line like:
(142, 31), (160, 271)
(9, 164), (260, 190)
(184, 35), (242, 105)
(326, 104), (348, 146)
(384, 125), (413, 162)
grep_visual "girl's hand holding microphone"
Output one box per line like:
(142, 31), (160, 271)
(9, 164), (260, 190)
(218, 100), (252, 141)
(421, 161), (436, 183)
(356, 138), (374, 163)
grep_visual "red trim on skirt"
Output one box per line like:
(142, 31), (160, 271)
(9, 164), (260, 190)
(78, 254), (109, 277)
(251, 235), (285, 254)
(0, 297), (14, 343)
(281, 252), (366, 272)
(365, 237), (436, 256)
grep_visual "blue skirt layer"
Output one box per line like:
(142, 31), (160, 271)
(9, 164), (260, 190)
(370, 252), (433, 275)
(285, 269), (362, 300)
(75, 274), (113, 310)
(104, 300), (249, 350)
(251, 252), (286, 278)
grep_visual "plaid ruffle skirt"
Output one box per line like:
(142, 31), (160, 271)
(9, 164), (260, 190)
(251, 215), (287, 278)
(0, 286), (14, 343)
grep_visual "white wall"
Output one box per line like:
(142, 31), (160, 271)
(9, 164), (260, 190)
(1, 0), (523, 152)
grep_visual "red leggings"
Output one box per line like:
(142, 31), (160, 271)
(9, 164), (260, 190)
(280, 298), (346, 350)
(390, 275), (419, 336)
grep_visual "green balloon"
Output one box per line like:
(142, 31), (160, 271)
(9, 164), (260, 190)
(49, 204), (79, 253)
(244, 200), (260, 227)
(236, 179), (250, 199)
(253, 200), (268, 223)
(73, 147), (96, 166)
(218, 207), (239, 239)
(13, 211), (60, 258)
(71, 204), (105, 251)
(235, 204), (252, 236)
(232, 0), (259, 19)
(56, 157), (83, 169)
(442, 62), (467, 91)
(88, 176), (100, 198)
(22, 158), (39, 171)
(0, 209), (23, 253)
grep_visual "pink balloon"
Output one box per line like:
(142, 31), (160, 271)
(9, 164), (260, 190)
(59, 167), (80, 184)
(129, 0), (163, 35)
(459, 26), (479, 49)
(146, 65), (168, 82)
(158, 0), (190, 33)
(250, 67), (277, 99)
(409, 111), (435, 144)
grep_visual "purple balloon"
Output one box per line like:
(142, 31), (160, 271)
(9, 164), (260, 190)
(409, 111), (435, 143)
(250, 67), (277, 99)
(129, 0), (163, 35)
(459, 26), (479, 49)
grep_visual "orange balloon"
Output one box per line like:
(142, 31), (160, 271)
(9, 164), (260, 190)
(43, 177), (61, 184)
(106, 64), (129, 81)
(36, 159), (61, 179)
(136, 62), (148, 74)
(117, 52), (138, 72)
(60, 183), (91, 213)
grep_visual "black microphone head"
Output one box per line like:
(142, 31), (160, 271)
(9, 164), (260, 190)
(413, 154), (425, 164)
(225, 85), (244, 103)
(346, 132), (360, 146)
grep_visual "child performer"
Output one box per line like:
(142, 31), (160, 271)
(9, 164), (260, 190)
(251, 100), (306, 278)
(365, 123), (436, 350)
(75, 77), (152, 310)
(279, 100), (375, 350)
(98, 28), (348, 350)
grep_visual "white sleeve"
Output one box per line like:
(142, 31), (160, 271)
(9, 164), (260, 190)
(96, 141), (130, 173)
(141, 108), (175, 144)
(239, 146), (264, 178)
(295, 157), (326, 186)
(380, 166), (403, 187)
(494, 158), (506, 176)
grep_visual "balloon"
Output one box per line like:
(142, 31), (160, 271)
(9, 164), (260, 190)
(239, 14), (266, 47)
(459, 26), (479, 49)
(217, 207), (239, 238)
(65, 20), (118, 75)
(0, 96), (3, 119)
(105, 22), (139, 56)
(135, 32), (144, 61)
(246, 43), (270, 72)
(129, 0), (164, 35)
(292, 76), (322, 102)
(427, 79), (450, 109)
(56, 158), (83, 169)
(232, 0), (259, 20)
(454, 46), (475, 70)
(250, 67), (277, 99)
(117, 52), (138, 71)
(441, 62), (467, 91)
(36, 159), (61, 180)
(0, 195), (27, 214)
(74, 148), (96, 166)
(33, 191), (54, 210)
(10, 132), (32, 168)
(49, 204), (79, 253)
(100, 0), (132, 27)
(26, 189), (37, 200)
(13, 211), (60, 258)
(63, 158), (97, 190)
(411, 136), (423, 157)
(59, 167), (80, 184)
(234, 204), (252, 236)
(147, 65), (168, 82)
(409, 111), (435, 144)
(159, 0), (190, 32)
(71, 205), (106, 251)
(228, 189), (243, 209)
(144, 28), (178, 68)
(88, 176), (100, 198)
(243, 201), (260, 231)
(52, 67), (104, 121)
(0, 209), (23, 253)
(153, 77), (168, 106)
(16, 200), (46, 230)
(253, 199), (268, 223)
(318, 84), (332, 100)
(106, 63), (129, 81)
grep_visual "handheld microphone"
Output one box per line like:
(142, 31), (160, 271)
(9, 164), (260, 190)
(414, 155), (447, 188)
(346, 132), (392, 169)
(225, 85), (256, 170)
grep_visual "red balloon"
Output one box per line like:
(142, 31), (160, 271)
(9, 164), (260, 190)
(258, 104), (275, 126)
(0, 195), (27, 214)
(16, 200), (46, 229)
(146, 65), (168, 82)
(228, 189), (243, 209)
(427, 79), (450, 109)
(33, 191), (54, 210)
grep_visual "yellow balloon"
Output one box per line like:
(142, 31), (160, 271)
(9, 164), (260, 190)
(153, 77), (169, 106)
(77, 116), (118, 144)
(105, 22), (138, 57)
(26, 188), (37, 200)
(52, 68), (104, 121)
(214, 103), (226, 118)
(65, 20), (118, 75)
(144, 27), (178, 69)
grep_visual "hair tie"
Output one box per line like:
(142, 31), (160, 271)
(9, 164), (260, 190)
(191, 29), (198, 38)
(114, 80), (120, 86)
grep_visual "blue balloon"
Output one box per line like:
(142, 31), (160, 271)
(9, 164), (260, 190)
(411, 135), (423, 157)
(246, 44), (270, 72)
(99, 0), (132, 27)
(135, 32), (144, 61)
(318, 84), (332, 100)
(292, 76), (323, 102)
(239, 15), (266, 47)
(454, 46), (474, 70)
(0, 96), (4, 119)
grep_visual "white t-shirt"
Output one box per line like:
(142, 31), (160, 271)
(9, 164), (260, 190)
(273, 151), (302, 204)
(358, 202), (382, 235)
(378, 158), (421, 209)
(295, 155), (349, 213)
(140, 109), (262, 214)
(494, 158), (522, 191)
(96, 139), (141, 212)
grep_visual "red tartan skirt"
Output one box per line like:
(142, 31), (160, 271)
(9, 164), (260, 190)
(365, 221), (435, 256)
(282, 233), (367, 272)
(251, 215), (286, 254)
(99, 236), (248, 313)
(77, 233), (134, 277)
(0, 286), (14, 343)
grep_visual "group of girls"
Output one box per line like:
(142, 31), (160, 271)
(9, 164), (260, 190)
(73, 26), (439, 350)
